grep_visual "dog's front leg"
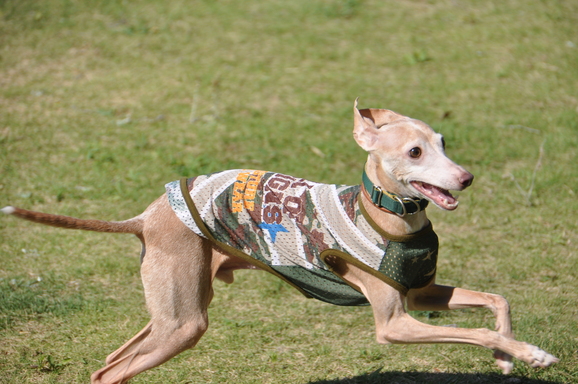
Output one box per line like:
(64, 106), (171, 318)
(406, 284), (514, 372)
(336, 261), (559, 373)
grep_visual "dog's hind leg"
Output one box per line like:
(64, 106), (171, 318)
(91, 201), (214, 384)
(103, 321), (153, 366)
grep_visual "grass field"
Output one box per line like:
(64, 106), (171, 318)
(1, 0), (577, 383)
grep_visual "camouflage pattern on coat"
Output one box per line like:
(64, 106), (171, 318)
(166, 170), (438, 306)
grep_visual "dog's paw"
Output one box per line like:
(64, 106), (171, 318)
(528, 346), (559, 368)
(493, 350), (514, 374)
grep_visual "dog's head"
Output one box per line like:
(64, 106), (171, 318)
(353, 99), (473, 211)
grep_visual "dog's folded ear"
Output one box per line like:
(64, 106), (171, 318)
(359, 108), (405, 127)
(353, 98), (405, 152)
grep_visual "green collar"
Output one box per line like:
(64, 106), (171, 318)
(361, 170), (429, 216)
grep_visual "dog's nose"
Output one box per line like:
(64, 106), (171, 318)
(460, 172), (474, 188)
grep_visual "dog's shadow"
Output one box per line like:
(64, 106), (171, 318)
(309, 370), (561, 384)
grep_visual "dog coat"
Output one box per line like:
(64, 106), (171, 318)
(165, 170), (438, 306)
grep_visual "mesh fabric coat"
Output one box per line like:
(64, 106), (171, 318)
(166, 170), (438, 306)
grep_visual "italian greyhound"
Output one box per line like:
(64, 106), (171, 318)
(2, 100), (558, 383)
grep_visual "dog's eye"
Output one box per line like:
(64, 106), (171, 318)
(441, 137), (446, 150)
(409, 147), (422, 158)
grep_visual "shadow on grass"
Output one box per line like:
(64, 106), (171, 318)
(310, 370), (561, 384)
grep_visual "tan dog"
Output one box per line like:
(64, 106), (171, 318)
(2, 100), (558, 383)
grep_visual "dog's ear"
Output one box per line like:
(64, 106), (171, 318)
(359, 105), (405, 128)
(353, 99), (405, 151)
(353, 98), (379, 151)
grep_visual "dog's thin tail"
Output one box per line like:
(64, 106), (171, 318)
(1, 206), (143, 235)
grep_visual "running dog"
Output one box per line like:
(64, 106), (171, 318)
(2, 100), (558, 383)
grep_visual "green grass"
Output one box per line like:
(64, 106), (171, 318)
(1, 0), (577, 383)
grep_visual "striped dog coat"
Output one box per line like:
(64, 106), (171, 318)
(166, 170), (438, 306)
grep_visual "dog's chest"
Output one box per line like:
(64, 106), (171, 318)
(166, 170), (438, 304)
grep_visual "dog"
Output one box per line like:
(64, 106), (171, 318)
(2, 100), (558, 383)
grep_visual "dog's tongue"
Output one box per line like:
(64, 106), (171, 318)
(411, 181), (458, 210)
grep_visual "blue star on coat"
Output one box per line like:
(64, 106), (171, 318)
(258, 222), (289, 242)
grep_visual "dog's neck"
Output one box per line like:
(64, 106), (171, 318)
(361, 164), (430, 236)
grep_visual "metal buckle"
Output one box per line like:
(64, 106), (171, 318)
(402, 197), (422, 215)
(371, 185), (384, 205)
(391, 196), (422, 217)
(372, 184), (423, 217)
(392, 195), (407, 217)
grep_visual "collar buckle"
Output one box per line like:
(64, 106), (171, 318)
(371, 185), (384, 205)
(362, 169), (428, 217)
(391, 195), (408, 217)
(401, 197), (422, 216)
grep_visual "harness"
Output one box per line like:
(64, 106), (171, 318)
(165, 170), (438, 306)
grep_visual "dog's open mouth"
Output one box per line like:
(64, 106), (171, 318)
(410, 181), (459, 210)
